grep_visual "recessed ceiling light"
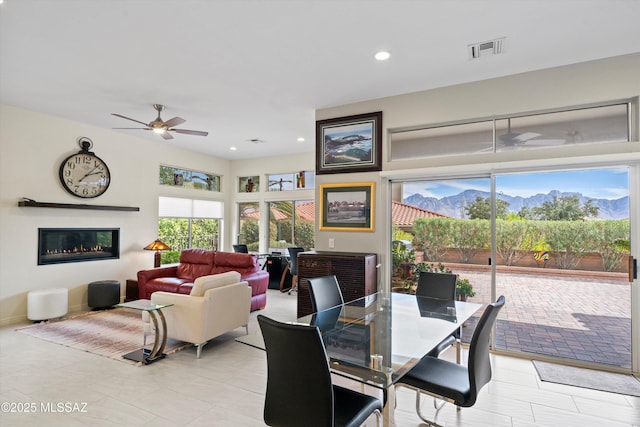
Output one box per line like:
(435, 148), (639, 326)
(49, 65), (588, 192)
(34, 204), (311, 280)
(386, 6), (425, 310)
(375, 51), (390, 61)
(297, 137), (305, 142)
(229, 146), (237, 151)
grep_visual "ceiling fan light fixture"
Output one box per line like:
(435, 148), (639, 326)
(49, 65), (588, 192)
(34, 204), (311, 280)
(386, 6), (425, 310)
(112, 104), (207, 139)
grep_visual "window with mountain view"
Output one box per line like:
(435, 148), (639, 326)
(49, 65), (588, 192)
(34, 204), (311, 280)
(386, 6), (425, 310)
(395, 167), (632, 369)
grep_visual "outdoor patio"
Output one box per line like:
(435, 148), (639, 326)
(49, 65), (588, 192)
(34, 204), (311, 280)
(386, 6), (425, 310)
(453, 268), (631, 369)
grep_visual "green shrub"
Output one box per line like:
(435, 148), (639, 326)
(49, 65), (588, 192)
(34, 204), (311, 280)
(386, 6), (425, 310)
(412, 218), (452, 262)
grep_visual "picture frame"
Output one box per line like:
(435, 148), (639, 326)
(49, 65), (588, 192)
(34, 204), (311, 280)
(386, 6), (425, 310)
(319, 182), (375, 231)
(316, 111), (382, 174)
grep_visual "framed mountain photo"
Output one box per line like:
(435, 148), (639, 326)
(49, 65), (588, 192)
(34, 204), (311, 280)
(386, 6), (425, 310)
(316, 111), (382, 174)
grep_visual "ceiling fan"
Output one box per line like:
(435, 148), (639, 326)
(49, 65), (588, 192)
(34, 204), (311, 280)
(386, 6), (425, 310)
(498, 119), (565, 149)
(112, 104), (208, 140)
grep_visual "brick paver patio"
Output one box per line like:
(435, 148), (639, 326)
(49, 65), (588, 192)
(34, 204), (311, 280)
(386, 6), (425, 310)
(455, 269), (631, 369)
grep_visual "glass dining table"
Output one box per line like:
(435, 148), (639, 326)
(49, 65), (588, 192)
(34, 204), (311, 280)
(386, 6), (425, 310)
(297, 292), (482, 426)
(239, 292), (482, 425)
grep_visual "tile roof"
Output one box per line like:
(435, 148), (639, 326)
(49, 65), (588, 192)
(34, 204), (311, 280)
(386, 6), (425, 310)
(242, 200), (446, 227)
(391, 201), (449, 226)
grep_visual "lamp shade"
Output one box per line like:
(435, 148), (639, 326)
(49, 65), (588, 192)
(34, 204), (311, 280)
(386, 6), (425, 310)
(144, 239), (170, 251)
(144, 239), (171, 268)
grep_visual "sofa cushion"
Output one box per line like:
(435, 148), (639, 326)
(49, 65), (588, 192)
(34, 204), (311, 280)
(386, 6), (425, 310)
(176, 249), (215, 280)
(190, 271), (242, 297)
(211, 251), (258, 275)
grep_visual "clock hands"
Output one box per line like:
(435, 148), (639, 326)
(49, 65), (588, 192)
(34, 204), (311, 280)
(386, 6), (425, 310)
(78, 165), (103, 182)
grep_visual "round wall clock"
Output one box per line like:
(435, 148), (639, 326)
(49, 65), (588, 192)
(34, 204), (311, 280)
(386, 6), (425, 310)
(59, 137), (111, 198)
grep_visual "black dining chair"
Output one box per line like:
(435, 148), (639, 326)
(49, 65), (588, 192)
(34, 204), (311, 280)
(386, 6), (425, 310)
(281, 247), (305, 294)
(307, 275), (345, 313)
(416, 271), (458, 358)
(232, 244), (248, 253)
(396, 295), (506, 425)
(258, 315), (382, 427)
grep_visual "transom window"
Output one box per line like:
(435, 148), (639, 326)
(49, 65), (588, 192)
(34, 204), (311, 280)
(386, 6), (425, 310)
(390, 101), (631, 161)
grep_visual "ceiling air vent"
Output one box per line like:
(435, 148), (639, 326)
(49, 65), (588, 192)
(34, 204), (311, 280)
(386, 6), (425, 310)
(468, 37), (505, 59)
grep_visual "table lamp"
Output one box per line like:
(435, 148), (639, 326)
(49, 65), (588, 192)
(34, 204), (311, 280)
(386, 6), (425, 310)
(144, 239), (171, 268)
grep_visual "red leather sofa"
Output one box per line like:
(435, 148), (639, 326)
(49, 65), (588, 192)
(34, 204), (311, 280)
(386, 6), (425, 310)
(137, 249), (268, 311)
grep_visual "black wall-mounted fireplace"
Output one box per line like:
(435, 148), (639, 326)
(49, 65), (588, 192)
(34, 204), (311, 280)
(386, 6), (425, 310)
(38, 228), (120, 265)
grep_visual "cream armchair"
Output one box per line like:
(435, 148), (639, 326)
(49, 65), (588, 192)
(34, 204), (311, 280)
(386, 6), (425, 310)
(145, 271), (251, 358)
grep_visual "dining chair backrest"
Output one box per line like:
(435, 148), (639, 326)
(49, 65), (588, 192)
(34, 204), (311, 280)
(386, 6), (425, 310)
(257, 315), (335, 426)
(416, 271), (457, 301)
(467, 295), (505, 404)
(307, 275), (345, 313)
(232, 244), (248, 253)
(396, 295), (506, 423)
(287, 247), (305, 275)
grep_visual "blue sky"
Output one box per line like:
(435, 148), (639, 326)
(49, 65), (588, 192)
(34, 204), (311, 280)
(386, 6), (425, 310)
(325, 123), (372, 139)
(403, 168), (629, 200)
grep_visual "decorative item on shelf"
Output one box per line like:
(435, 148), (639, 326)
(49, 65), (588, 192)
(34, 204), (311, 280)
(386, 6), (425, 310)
(144, 239), (171, 268)
(59, 137), (111, 198)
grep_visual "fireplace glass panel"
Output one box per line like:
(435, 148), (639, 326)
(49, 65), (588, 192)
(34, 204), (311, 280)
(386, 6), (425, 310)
(38, 228), (120, 265)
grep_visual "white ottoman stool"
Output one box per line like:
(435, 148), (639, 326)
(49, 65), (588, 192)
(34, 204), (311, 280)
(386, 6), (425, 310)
(27, 288), (68, 321)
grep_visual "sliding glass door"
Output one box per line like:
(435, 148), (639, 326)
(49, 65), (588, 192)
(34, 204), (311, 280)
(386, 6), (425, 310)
(393, 166), (634, 370)
(494, 168), (632, 369)
(392, 177), (493, 345)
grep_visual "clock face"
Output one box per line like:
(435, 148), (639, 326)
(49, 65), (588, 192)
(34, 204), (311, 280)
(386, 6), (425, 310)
(59, 153), (111, 198)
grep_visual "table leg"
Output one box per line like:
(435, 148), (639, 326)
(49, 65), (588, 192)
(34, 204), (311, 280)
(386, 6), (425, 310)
(456, 326), (462, 364)
(147, 310), (161, 360)
(156, 308), (169, 355)
(383, 384), (396, 426)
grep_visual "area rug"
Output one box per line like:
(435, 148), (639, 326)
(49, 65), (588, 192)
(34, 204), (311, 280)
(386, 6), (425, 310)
(532, 360), (640, 397)
(16, 308), (189, 365)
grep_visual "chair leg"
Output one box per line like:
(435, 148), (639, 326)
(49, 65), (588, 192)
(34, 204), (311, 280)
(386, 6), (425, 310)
(374, 408), (381, 427)
(244, 324), (249, 335)
(196, 342), (208, 359)
(288, 274), (298, 295)
(280, 264), (290, 293)
(415, 390), (445, 427)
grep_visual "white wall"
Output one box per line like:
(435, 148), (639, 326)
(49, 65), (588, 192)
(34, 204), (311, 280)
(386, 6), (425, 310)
(314, 53), (640, 290)
(0, 104), (231, 325)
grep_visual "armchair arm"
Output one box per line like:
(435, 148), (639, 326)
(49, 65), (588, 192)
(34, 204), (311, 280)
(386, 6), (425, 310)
(149, 292), (206, 344)
(137, 266), (179, 298)
(137, 265), (178, 283)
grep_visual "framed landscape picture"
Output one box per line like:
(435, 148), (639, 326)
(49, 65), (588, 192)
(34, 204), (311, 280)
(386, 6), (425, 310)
(319, 182), (375, 231)
(316, 111), (382, 174)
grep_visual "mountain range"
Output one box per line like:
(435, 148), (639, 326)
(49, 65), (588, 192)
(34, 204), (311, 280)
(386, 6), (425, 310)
(404, 189), (629, 220)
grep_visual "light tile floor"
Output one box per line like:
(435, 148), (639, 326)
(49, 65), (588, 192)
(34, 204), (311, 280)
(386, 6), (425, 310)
(1, 290), (639, 426)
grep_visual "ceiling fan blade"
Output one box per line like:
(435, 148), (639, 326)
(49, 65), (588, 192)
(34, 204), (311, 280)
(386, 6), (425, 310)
(171, 129), (209, 136)
(112, 127), (152, 130)
(513, 132), (541, 142)
(163, 116), (186, 128)
(160, 131), (174, 140)
(111, 113), (150, 127)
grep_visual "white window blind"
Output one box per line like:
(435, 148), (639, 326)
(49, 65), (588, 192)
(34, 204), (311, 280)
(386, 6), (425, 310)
(159, 197), (223, 218)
